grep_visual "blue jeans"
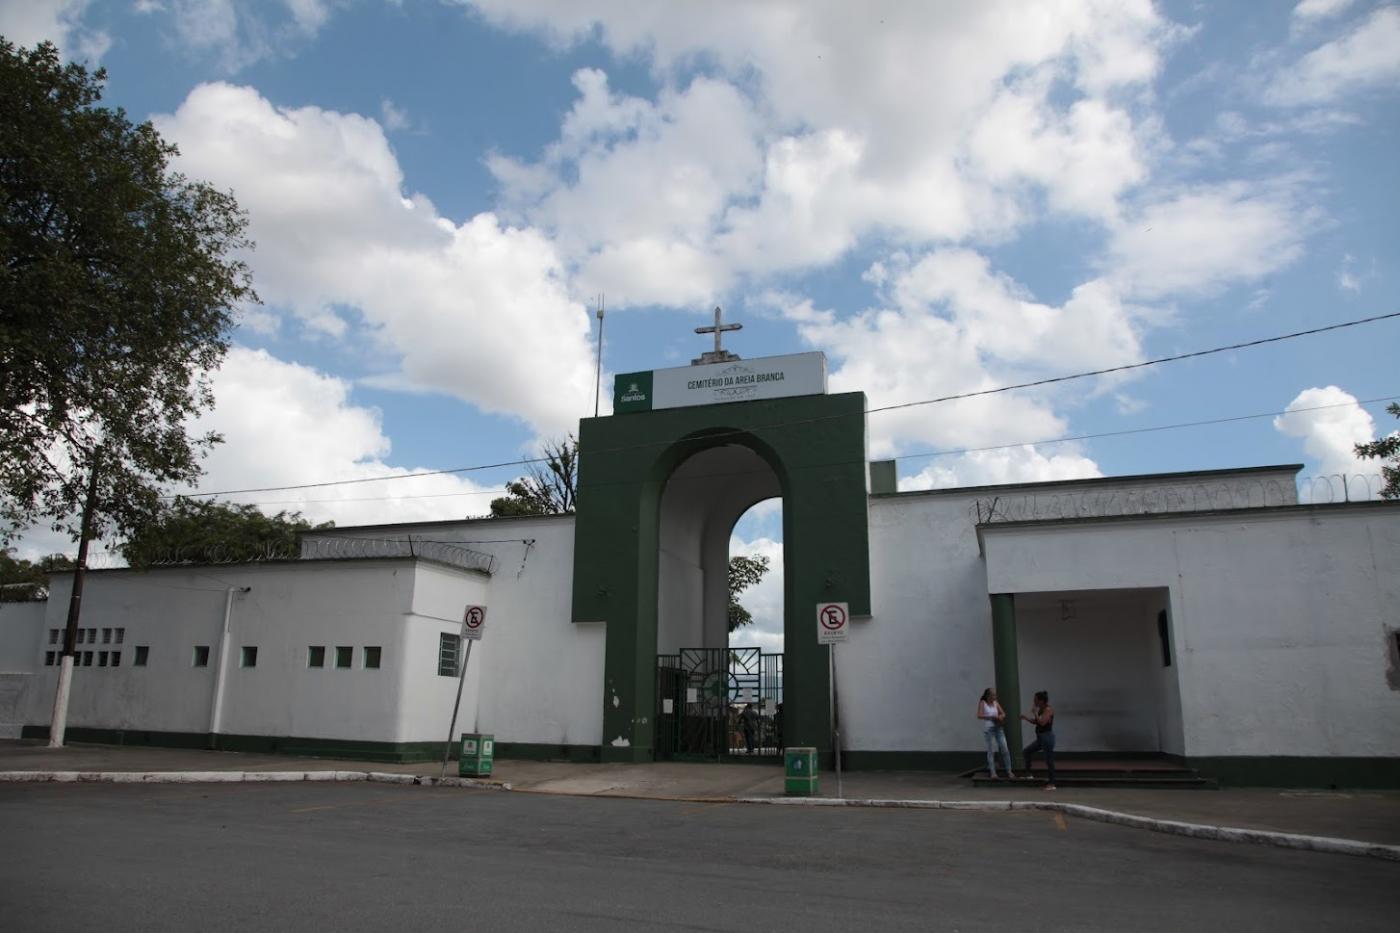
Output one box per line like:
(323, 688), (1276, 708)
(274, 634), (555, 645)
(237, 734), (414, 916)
(1024, 731), (1056, 783)
(982, 725), (1012, 776)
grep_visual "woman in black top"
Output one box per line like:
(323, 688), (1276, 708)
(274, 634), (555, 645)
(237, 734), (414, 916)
(1020, 690), (1056, 790)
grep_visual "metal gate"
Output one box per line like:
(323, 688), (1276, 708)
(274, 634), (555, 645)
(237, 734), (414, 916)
(655, 648), (783, 760)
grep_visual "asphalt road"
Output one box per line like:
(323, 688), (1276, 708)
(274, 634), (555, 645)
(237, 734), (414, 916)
(1, 782), (1396, 932)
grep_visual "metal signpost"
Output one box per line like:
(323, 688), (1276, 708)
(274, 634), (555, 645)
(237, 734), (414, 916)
(816, 602), (849, 798)
(440, 605), (486, 777)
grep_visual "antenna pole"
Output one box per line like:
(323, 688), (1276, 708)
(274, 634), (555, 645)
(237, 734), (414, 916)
(593, 294), (605, 418)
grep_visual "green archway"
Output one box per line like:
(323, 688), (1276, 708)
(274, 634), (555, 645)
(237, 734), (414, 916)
(571, 391), (871, 763)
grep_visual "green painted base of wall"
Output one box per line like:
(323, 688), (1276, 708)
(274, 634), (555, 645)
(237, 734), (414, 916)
(600, 744), (654, 764)
(1186, 756), (1400, 790)
(492, 742), (601, 763)
(22, 726), (460, 764)
(841, 750), (985, 772)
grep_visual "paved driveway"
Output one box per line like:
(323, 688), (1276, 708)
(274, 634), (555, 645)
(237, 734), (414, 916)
(2, 782), (1397, 931)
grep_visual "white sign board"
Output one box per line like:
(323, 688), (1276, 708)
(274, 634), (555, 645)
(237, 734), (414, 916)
(816, 602), (849, 644)
(615, 351), (827, 413)
(462, 605), (487, 641)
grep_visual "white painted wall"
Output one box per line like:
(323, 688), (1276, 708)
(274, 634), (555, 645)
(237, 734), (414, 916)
(26, 559), (487, 745)
(845, 467), (1314, 757)
(983, 504), (1400, 758)
(0, 600), (45, 671)
(306, 516), (605, 749)
(0, 602), (44, 737)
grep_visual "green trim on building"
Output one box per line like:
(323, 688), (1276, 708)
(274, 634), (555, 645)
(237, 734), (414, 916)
(1186, 756), (1400, 789)
(989, 593), (1023, 756)
(841, 750), (986, 772)
(571, 392), (872, 764)
(492, 742), (602, 763)
(21, 726), (463, 763)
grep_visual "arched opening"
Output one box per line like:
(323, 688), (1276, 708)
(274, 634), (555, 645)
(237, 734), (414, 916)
(653, 442), (785, 760)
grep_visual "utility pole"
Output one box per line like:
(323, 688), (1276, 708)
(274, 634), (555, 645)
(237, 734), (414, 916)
(593, 294), (605, 418)
(48, 456), (101, 748)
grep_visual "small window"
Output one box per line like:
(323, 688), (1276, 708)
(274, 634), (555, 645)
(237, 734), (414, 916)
(76, 629), (85, 645)
(308, 645), (326, 668)
(86, 628), (96, 643)
(240, 646), (258, 668)
(44, 651), (55, 666)
(134, 646), (149, 667)
(82, 651), (93, 667)
(438, 633), (460, 677)
(110, 651), (121, 667)
(334, 646), (353, 669)
(115, 627), (125, 644)
(98, 651), (109, 667)
(48, 629), (59, 645)
(363, 646), (382, 670)
(193, 645), (210, 667)
(102, 628), (112, 644)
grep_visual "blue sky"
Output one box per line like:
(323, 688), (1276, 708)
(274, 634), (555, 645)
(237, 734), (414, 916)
(5, 1), (1399, 646)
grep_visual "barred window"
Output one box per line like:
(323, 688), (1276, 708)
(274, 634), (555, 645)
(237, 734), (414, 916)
(438, 633), (460, 677)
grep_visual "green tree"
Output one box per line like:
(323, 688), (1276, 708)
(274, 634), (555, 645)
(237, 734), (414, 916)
(1354, 402), (1400, 499)
(1, 40), (255, 546)
(727, 553), (770, 633)
(0, 547), (73, 601)
(121, 499), (332, 567)
(490, 435), (579, 516)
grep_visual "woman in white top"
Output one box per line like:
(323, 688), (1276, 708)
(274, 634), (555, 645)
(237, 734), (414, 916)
(977, 687), (1015, 779)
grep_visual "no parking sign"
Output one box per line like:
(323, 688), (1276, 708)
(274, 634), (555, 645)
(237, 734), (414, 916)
(816, 602), (849, 644)
(463, 605), (487, 641)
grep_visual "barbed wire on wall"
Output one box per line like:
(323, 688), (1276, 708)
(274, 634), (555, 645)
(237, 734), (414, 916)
(969, 477), (1298, 525)
(968, 473), (1391, 525)
(299, 535), (497, 575)
(1296, 473), (1388, 504)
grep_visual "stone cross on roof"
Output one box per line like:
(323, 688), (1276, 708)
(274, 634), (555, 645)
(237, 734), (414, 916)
(692, 306), (742, 365)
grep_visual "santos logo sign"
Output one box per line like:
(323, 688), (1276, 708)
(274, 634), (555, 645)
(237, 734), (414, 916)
(613, 352), (827, 414)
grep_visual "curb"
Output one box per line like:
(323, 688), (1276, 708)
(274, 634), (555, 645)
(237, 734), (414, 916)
(738, 796), (1400, 862)
(5, 771), (1395, 861)
(0, 770), (512, 791)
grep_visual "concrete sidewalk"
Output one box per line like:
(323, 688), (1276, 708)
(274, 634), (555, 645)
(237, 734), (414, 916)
(4, 740), (1399, 849)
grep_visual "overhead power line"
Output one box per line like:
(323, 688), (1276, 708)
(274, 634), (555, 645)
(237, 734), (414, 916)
(224, 394), (1397, 507)
(169, 309), (1400, 500)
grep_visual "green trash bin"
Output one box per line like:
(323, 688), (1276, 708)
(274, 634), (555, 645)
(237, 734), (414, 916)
(784, 746), (819, 797)
(459, 733), (494, 777)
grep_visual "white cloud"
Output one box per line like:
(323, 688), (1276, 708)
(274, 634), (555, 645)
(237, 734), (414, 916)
(729, 534), (784, 652)
(774, 250), (1143, 458)
(1268, 6), (1400, 105)
(0, 0), (109, 60)
(901, 446), (1103, 491)
(379, 98), (411, 132)
(154, 83), (599, 437)
(159, 0), (333, 71)
(1274, 385), (1377, 482)
(1292, 0), (1357, 23)
(187, 347), (503, 528)
(1337, 253), (1361, 292)
(1106, 182), (1314, 299)
(476, 1), (1175, 307)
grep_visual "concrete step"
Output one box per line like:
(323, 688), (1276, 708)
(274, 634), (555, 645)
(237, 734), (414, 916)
(972, 774), (1219, 789)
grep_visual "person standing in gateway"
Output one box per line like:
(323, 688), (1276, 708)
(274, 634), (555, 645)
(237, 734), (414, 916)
(1021, 691), (1057, 790)
(976, 688), (1015, 779)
